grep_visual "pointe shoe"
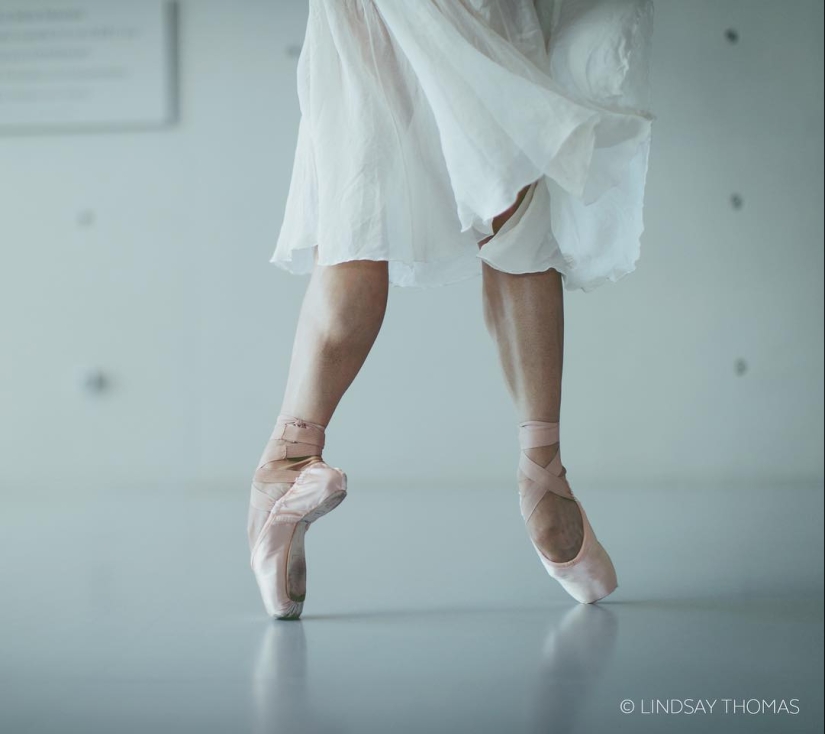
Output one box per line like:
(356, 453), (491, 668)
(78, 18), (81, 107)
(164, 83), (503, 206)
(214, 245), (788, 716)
(248, 413), (347, 619)
(517, 420), (617, 604)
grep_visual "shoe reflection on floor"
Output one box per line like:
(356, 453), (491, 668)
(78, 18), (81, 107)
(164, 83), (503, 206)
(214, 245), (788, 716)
(530, 604), (619, 734)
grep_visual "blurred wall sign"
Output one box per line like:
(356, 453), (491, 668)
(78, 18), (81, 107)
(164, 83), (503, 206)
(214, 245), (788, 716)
(0, 1), (177, 133)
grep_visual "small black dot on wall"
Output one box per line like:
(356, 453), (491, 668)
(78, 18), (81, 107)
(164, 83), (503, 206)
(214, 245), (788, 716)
(730, 194), (744, 210)
(77, 209), (95, 227)
(725, 28), (739, 44)
(81, 369), (110, 394)
(734, 358), (748, 376)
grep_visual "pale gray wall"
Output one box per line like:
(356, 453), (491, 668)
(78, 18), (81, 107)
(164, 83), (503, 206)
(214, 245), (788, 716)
(1, 0), (822, 494)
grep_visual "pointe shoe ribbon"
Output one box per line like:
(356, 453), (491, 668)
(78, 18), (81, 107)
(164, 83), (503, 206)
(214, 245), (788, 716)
(518, 421), (575, 524)
(250, 415), (328, 512)
(267, 419), (326, 460)
(518, 421), (618, 604)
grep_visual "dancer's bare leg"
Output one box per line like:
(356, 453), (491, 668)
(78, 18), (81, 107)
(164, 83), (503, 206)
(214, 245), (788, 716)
(282, 259), (389, 424)
(258, 259), (389, 478)
(247, 259), (390, 613)
(479, 187), (584, 563)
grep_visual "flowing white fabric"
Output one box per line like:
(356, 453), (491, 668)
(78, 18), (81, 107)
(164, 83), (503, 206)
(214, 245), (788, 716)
(271, 0), (657, 291)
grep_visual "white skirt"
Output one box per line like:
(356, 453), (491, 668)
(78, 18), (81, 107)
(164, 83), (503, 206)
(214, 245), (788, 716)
(271, 0), (657, 291)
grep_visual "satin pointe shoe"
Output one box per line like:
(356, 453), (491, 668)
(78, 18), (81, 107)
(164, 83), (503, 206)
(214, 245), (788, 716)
(517, 420), (618, 604)
(248, 413), (347, 619)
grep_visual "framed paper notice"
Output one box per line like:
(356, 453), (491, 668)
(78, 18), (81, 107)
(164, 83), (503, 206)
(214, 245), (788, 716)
(0, 1), (177, 133)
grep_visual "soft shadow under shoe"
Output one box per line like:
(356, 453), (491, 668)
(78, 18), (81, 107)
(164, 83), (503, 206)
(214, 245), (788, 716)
(248, 414), (347, 620)
(518, 420), (618, 604)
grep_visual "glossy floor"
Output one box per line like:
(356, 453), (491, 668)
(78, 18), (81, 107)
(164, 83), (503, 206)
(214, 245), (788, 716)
(1, 483), (822, 734)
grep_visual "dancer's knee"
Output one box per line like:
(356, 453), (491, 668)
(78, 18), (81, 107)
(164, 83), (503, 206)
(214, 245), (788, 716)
(311, 259), (389, 342)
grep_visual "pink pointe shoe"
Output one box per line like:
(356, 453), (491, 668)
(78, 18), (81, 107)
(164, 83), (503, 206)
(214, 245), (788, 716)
(517, 420), (617, 604)
(248, 414), (347, 619)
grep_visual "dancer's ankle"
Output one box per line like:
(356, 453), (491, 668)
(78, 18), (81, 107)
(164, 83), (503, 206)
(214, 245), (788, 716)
(253, 413), (328, 486)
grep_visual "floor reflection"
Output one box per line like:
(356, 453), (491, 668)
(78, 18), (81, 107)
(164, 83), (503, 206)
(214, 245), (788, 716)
(253, 622), (309, 734)
(250, 604), (621, 734)
(531, 604), (619, 733)
(252, 621), (350, 734)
